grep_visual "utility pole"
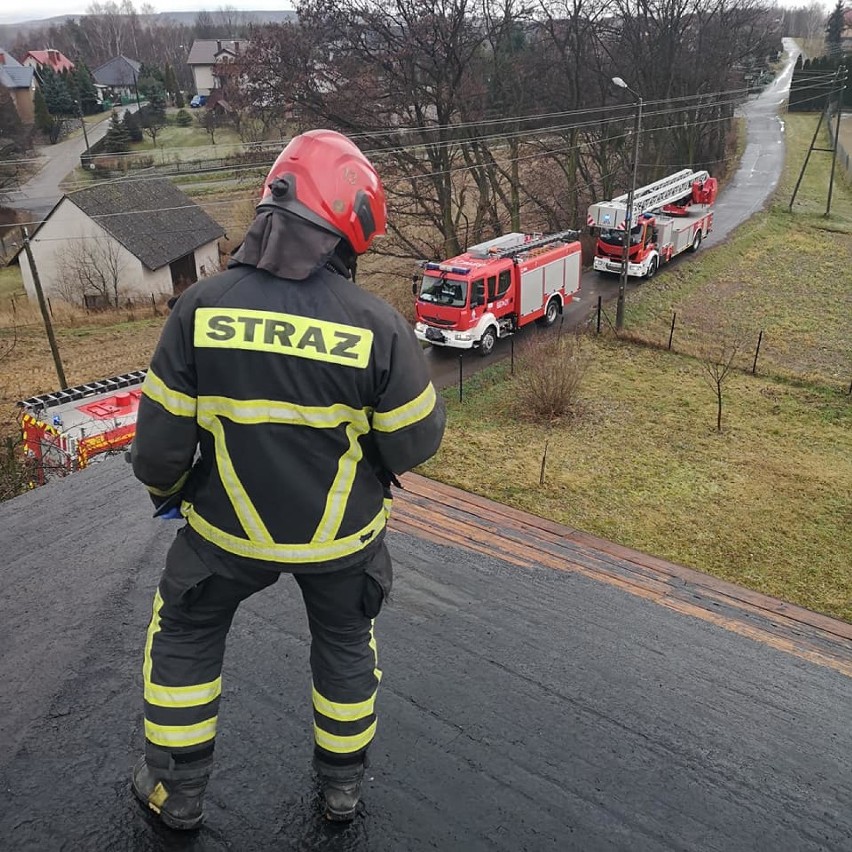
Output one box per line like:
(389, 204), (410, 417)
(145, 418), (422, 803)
(826, 64), (848, 217)
(612, 77), (643, 331)
(21, 228), (67, 389)
(78, 99), (90, 152)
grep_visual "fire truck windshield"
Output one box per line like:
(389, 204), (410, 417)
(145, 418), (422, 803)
(419, 275), (468, 307)
(599, 226), (643, 247)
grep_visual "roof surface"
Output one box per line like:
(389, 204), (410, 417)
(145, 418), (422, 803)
(25, 49), (74, 73)
(67, 178), (224, 271)
(0, 65), (33, 89)
(92, 55), (141, 87)
(0, 461), (849, 850)
(0, 48), (23, 66)
(187, 38), (249, 65)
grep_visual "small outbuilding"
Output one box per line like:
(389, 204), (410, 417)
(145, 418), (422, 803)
(16, 178), (225, 309)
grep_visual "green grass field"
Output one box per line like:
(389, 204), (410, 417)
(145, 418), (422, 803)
(419, 112), (852, 622)
(0, 263), (24, 305)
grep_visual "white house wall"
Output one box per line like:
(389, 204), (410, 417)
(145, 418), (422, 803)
(194, 241), (221, 278)
(18, 199), (176, 304)
(192, 66), (215, 96)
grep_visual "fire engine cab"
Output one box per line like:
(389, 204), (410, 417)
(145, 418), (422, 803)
(414, 230), (582, 355)
(588, 169), (717, 279)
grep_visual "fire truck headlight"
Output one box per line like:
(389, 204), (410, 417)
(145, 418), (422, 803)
(455, 332), (472, 341)
(415, 322), (426, 332)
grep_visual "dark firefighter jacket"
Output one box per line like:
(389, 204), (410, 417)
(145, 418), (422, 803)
(131, 250), (446, 573)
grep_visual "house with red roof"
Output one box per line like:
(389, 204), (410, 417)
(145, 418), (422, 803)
(23, 49), (75, 75)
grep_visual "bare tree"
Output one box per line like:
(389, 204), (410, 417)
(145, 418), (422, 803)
(700, 338), (741, 433)
(63, 236), (127, 308)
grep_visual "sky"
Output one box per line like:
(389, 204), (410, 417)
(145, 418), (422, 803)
(0, 0), (837, 26)
(0, 2), (294, 26)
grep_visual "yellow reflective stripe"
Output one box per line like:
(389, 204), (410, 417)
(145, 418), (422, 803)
(312, 421), (370, 543)
(184, 503), (387, 564)
(194, 308), (373, 369)
(146, 470), (190, 498)
(313, 720), (377, 755)
(142, 369), (196, 418)
(143, 590), (164, 689)
(144, 717), (218, 748)
(370, 619), (382, 683)
(199, 414), (273, 543)
(372, 383), (436, 433)
(197, 396), (368, 430)
(145, 677), (222, 709)
(312, 686), (376, 722)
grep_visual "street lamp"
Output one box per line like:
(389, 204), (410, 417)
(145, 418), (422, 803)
(612, 76), (643, 331)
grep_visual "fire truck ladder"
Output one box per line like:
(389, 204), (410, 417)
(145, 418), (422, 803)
(18, 370), (149, 414)
(587, 169), (710, 230)
(488, 230), (580, 259)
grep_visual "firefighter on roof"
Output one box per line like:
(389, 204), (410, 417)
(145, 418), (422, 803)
(130, 129), (446, 827)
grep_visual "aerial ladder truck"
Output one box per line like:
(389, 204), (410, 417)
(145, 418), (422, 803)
(587, 169), (718, 280)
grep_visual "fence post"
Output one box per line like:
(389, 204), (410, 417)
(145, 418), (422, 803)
(752, 330), (763, 375)
(47, 298), (53, 318)
(510, 336), (514, 375)
(539, 439), (549, 486)
(458, 354), (463, 403)
(596, 296), (602, 334)
(668, 312), (677, 350)
(151, 293), (157, 316)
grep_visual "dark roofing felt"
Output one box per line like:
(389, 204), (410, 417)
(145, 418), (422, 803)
(187, 39), (248, 65)
(68, 178), (224, 271)
(92, 56), (141, 88)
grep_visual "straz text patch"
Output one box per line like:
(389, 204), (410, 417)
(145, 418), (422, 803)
(194, 308), (373, 368)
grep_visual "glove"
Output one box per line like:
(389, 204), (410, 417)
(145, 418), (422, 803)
(151, 491), (183, 519)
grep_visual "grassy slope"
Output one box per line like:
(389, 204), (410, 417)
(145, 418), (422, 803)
(419, 113), (852, 621)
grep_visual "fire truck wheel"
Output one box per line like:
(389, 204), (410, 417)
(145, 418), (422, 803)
(538, 298), (560, 327)
(478, 327), (497, 357)
(689, 231), (702, 253)
(645, 258), (658, 280)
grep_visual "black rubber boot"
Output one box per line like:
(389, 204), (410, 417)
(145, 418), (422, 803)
(313, 756), (366, 822)
(131, 745), (213, 830)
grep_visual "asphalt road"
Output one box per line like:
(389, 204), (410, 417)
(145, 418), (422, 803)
(7, 104), (141, 223)
(427, 39), (800, 391)
(0, 458), (850, 851)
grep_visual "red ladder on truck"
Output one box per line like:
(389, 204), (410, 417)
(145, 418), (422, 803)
(587, 169), (710, 230)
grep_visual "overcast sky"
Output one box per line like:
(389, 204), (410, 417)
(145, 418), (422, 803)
(0, 2), (293, 26)
(0, 0), (836, 26)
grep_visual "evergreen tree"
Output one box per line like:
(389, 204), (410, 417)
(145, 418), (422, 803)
(163, 62), (178, 104)
(72, 62), (100, 115)
(175, 89), (185, 109)
(826, 1), (845, 58)
(123, 109), (143, 142)
(102, 111), (131, 153)
(40, 66), (76, 117)
(34, 88), (52, 134)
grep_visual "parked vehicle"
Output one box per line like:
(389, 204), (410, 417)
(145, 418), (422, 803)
(190, 94), (207, 108)
(588, 169), (717, 280)
(414, 231), (582, 356)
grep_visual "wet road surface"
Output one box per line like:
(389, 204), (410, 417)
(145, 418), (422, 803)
(1, 458), (850, 851)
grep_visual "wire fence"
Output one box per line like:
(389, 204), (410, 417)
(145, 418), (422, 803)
(832, 111), (851, 182)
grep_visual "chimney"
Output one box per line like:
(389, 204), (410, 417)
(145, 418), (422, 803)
(216, 39), (222, 53)
(0, 52), (5, 65)
(234, 41), (240, 54)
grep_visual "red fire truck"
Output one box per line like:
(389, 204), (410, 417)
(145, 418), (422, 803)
(414, 231), (582, 355)
(588, 169), (718, 279)
(19, 371), (147, 484)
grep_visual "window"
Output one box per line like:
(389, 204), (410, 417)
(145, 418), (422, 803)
(487, 276), (497, 301)
(472, 278), (485, 307)
(496, 270), (512, 297)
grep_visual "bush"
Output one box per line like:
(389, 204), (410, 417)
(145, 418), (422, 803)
(123, 110), (143, 142)
(513, 332), (590, 422)
(175, 109), (193, 127)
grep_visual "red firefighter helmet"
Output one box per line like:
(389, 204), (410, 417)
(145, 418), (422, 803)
(259, 129), (387, 255)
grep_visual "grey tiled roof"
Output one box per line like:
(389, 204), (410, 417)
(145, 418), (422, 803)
(187, 39), (248, 65)
(0, 48), (23, 66)
(68, 178), (225, 271)
(92, 56), (141, 88)
(0, 65), (34, 89)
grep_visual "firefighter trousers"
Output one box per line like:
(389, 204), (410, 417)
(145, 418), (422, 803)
(142, 526), (391, 768)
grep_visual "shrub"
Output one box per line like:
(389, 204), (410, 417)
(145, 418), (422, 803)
(513, 332), (590, 422)
(175, 109), (193, 127)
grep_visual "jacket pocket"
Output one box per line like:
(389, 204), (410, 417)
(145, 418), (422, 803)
(160, 527), (214, 609)
(362, 543), (393, 619)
